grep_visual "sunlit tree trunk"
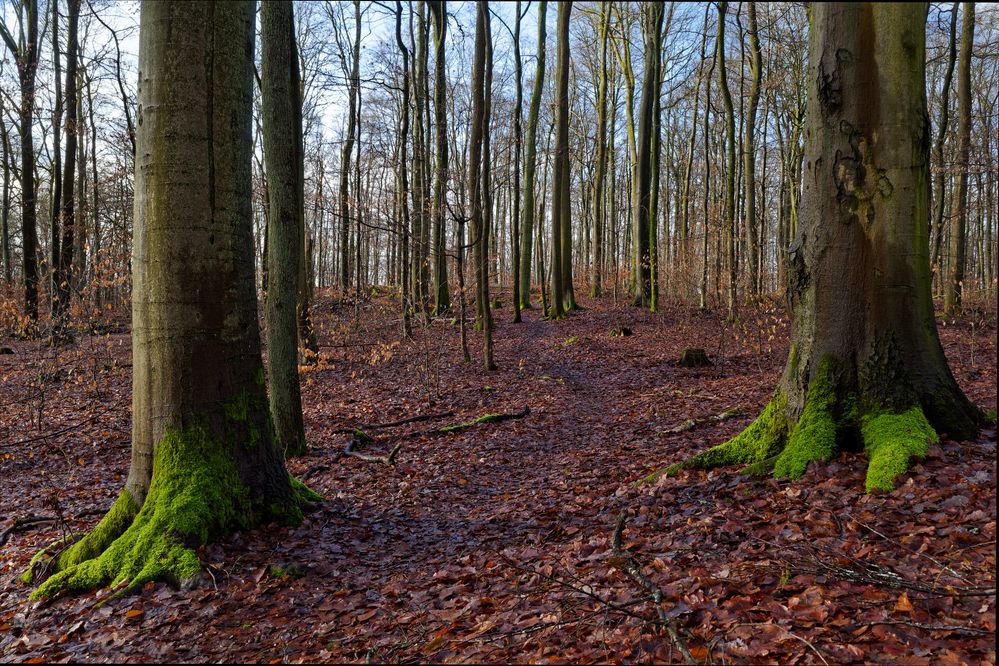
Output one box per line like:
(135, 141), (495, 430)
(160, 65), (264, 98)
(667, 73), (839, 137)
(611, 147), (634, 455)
(27, 0), (316, 600)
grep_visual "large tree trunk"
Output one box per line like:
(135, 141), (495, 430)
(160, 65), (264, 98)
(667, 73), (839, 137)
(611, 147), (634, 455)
(27, 0), (317, 600)
(262, 0), (307, 457)
(671, 3), (981, 493)
(518, 0), (546, 310)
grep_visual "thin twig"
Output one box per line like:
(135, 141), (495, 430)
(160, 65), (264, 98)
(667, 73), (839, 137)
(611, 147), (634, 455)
(611, 511), (697, 665)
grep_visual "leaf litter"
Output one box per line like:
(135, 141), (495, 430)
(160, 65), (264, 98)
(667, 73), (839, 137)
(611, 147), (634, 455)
(0, 292), (994, 663)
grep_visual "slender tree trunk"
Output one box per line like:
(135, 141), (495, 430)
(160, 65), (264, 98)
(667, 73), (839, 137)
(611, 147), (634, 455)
(262, 0), (307, 457)
(519, 0), (546, 310)
(929, 4), (958, 287)
(943, 2), (974, 316)
(430, 0), (450, 315)
(717, 1), (737, 321)
(469, 1), (495, 369)
(397, 1), (413, 338)
(52, 0), (81, 338)
(338, 1), (361, 291)
(50, 0), (63, 309)
(743, 2), (762, 298)
(681, 7), (710, 288)
(0, 99), (11, 284)
(590, 1), (609, 299)
(511, 0), (524, 322)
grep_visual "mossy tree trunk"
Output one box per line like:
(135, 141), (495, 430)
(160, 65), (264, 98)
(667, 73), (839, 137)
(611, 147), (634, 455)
(261, 0), (307, 458)
(27, 0), (317, 600)
(670, 3), (982, 493)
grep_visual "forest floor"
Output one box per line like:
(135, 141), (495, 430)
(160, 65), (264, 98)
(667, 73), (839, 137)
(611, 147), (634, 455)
(0, 289), (996, 663)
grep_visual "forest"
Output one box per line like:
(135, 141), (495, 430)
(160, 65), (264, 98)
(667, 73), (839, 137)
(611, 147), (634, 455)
(0, 0), (996, 663)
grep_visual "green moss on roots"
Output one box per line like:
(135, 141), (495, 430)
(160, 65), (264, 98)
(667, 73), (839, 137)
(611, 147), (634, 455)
(861, 406), (937, 492)
(31, 425), (248, 599)
(773, 357), (839, 478)
(641, 392), (790, 483)
(28, 424), (318, 600)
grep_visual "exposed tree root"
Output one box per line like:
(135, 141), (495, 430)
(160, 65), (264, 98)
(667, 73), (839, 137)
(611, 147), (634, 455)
(25, 425), (318, 600)
(643, 357), (943, 492)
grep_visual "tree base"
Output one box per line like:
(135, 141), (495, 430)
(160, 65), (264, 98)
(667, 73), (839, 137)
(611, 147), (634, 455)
(26, 424), (320, 600)
(649, 358), (942, 493)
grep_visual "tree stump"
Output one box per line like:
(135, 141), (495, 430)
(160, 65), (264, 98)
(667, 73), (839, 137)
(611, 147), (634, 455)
(679, 348), (711, 367)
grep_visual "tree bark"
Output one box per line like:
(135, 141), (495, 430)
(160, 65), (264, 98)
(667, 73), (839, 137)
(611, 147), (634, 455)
(519, 0), (546, 310)
(430, 0), (450, 315)
(943, 2), (974, 316)
(1, 0), (41, 324)
(549, 0), (571, 318)
(52, 0), (81, 338)
(28, 0), (316, 599)
(743, 2), (762, 298)
(262, 0), (307, 457)
(672, 3), (982, 493)
(338, 1), (361, 290)
(717, 1), (737, 322)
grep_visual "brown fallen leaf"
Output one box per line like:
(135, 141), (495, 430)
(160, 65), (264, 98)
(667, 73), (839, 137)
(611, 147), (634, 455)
(894, 591), (914, 613)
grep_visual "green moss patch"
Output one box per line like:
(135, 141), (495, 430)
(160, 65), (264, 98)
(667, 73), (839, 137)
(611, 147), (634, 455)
(31, 424), (253, 600)
(638, 393), (790, 484)
(861, 406), (937, 492)
(773, 357), (839, 479)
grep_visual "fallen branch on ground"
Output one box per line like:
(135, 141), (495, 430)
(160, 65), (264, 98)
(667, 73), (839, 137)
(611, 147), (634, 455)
(332, 410), (454, 436)
(437, 406), (530, 434)
(339, 439), (403, 465)
(0, 515), (56, 547)
(611, 511), (697, 665)
(660, 406), (747, 435)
